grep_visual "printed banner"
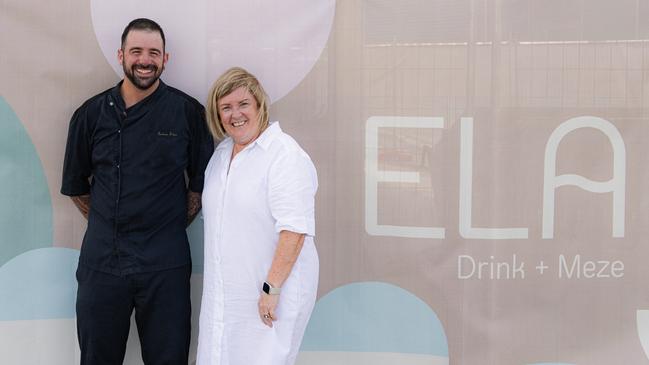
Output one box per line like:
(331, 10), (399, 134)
(1, 1), (649, 364)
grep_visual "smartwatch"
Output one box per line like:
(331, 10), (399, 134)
(263, 281), (281, 295)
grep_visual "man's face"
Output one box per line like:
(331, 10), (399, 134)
(118, 30), (168, 90)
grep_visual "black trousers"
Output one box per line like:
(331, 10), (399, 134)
(76, 264), (192, 365)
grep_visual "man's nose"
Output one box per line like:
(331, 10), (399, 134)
(137, 53), (152, 65)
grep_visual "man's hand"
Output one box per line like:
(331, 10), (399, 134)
(71, 194), (91, 220)
(187, 191), (202, 227)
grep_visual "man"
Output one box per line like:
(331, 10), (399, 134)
(61, 18), (213, 364)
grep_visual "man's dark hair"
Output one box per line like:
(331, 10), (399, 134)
(121, 18), (166, 50)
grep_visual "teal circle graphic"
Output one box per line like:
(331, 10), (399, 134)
(0, 96), (52, 267)
(301, 281), (448, 356)
(0, 248), (79, 321)
(187, 216), (204, 273)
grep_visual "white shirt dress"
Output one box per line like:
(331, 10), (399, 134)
(197, 122), (319, 365)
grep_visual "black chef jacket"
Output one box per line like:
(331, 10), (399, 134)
(61, 80), (214, 275)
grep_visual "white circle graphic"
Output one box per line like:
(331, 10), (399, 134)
(90, 0), (335, 104)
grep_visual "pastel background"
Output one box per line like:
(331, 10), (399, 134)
(2, 1), (649, 364)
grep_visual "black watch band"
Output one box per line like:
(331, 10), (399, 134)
(263, 281), (281, 295)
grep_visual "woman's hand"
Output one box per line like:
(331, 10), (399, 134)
(258, 293), (280, 327)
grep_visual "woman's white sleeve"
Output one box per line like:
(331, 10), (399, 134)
(268, 151), (318, 236)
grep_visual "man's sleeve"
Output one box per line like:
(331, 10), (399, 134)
(61, 106), (92, 196)
(186, 102), (215, 193)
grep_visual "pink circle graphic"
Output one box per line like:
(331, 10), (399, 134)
(91, 0), (335, 104)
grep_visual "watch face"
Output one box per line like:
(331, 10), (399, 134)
(263, 282), (270, 294)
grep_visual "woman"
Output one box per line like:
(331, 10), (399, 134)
(197, 67), (319, 365)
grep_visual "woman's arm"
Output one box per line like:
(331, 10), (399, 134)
(258, 230), (305, 327)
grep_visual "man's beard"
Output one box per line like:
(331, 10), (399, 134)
(123, 63), (163, 90)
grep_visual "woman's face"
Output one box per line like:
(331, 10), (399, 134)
(218, 86), (261, 149)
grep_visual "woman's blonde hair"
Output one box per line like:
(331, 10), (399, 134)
(205, 67), (270, 140)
